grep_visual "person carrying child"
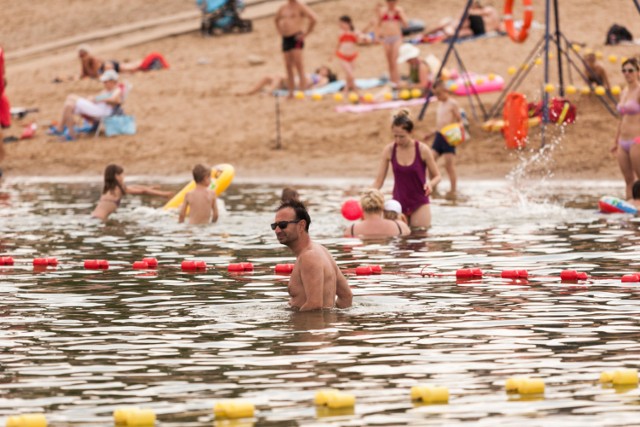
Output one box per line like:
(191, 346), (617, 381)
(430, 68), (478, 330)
(91, 164), (173, 221)
(334, 15), (359, 94)
(424, 79), (464, 195)
(179, 164), (219, 225)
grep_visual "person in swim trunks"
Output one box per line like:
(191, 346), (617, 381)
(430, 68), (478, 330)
(373, 110), (441, 228)
(275, 0), (318, 99)
(378, 0), (408, 86)
(613, 58), (640, 199)
(424, 80), (463, 195)
(91, 164), (173, 221)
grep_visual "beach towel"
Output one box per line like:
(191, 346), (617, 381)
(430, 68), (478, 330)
(335, 97), (437, 114)
(274, 78), (387, 97)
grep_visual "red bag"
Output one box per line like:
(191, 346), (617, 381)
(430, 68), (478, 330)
(528, 97), (576, 124)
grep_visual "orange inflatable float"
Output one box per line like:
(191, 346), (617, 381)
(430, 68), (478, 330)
(502, 92), (529, 149)
(503, 0), (533, 43)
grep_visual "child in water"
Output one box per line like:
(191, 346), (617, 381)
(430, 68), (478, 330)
(91, 164), (172, 221)
(178, 164), (219, 225)
(335, 15), (358, 94)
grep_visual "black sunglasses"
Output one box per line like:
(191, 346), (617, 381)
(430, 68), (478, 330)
(271, 220), (300, 230)
(622, 68), (637, 73)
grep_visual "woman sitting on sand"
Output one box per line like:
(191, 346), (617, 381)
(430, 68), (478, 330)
(612, 58), (640, 199)
(242, 65), (337, 95)
(92, 164), (173, 221)
(49, 70), (123, 141)
(344, 188), (410, 238)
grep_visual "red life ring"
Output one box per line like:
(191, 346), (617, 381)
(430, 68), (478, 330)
(503, 0), (533, 43)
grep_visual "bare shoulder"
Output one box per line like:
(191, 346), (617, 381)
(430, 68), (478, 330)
(382, 142), (394, 156)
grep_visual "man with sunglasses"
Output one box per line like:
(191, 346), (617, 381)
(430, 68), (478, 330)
(273, 200), (352, 311)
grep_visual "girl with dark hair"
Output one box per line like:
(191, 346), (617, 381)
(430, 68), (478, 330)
(612, 58), (640, 199)
(91, 164), (173, 221)
(373, 110), (441, 229)
(335, 15), (358, 94)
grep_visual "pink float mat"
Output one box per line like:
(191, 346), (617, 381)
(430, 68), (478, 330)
(335, 97), (437, 114)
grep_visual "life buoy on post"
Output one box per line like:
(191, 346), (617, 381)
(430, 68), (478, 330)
(503, 0), (533, 43)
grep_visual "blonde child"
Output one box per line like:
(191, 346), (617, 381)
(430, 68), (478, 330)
(179, 164), (219, 225)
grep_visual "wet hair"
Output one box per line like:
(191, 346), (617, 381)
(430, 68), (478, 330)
(622, 57), (639, 71)
(340, 15), (355, 31)
(633, 180), (640, 200)
(391, 109), (414, 132)
(281, 187), (299, 203)
(277, 200), (311, 232)
(192, 164), (209, 183)
(360, 188), (385, 213)
(103, 164), (125, 195)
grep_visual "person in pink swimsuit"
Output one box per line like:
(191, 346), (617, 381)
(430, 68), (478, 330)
(612, 58), (640, 199)
(372, 110), (441, 229)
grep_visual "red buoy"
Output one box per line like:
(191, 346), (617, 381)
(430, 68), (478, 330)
(275, 264), (294, 274)
(33, 258), (48, 266)
(241, 262), (254, 271)
(355, 266), (372, 275)
(97, 260), (109, 269)
(142, 258), (158, 268)
(228, 263), (244, 272)
(194, 261), (207, 270)
(501, 270), (528, 279)
(84, 260), (99, 269)
(133, 261), (149, 270)
(621, 274), (640, 283)
(181, 261), (196, 271)
(456, 268), (483, 279)
(47, 258), (58, 266)
(0, 257), (14, 266)
(370, 265), (383, 274)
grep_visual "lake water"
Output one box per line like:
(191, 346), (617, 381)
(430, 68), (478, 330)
(1, 176), (640, 426)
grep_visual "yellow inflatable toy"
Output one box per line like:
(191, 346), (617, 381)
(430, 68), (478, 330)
(163, 164), (235, 210)
(440, 123), (467, 146)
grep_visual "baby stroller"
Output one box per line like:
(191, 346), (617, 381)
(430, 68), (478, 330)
(197, 0), (252, 35)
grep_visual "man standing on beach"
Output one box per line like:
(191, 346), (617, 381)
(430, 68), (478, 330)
(273, 200), (352, 311)
(275, 0), (318, 98)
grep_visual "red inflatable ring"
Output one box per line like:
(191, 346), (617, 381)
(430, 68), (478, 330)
(503, 0), (533, 43)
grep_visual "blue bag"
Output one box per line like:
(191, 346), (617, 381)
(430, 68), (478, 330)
(104, 115), (136, 137)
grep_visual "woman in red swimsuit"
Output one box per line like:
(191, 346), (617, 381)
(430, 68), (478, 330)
(335, 16), (359, 94)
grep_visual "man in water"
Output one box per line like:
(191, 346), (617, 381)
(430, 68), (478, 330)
(273, 200), (352, 311)
(275, 0), (317, 98)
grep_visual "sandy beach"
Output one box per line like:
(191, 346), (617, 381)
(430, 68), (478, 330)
(1, 0), (639, 183)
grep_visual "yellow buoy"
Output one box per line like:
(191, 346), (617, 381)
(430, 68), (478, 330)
(348, 92), (359, 103)
(311, 92), (323, 101)
(294, 91), (305, 100)
(566, 85), (577, 95)
(114, 407), (140, 424)
(314, 389), (338, 406)
(214, 400), (255, 419)
(410, 88), (422, 98)
(580, 86), (591, 95)
(505, 377), (529, 393)
(449, 83), (458, 92)
(6, 414), (47, 427)
(410, 385), (449, 404)
(125, 409), (156, 427)
(571, 44), (581, 52)
(594, 85), (606, 96)
(548, 52), (554, 59)
(612, 369), (639, 386)
(595, 50), (603, 59)
(544, 83), (555, 93)
(475, 77), (485, 85)
(521, 63), (529, 71)
(488, 73), (496, 81)
(399, 89), (411, 100)
(608, 54), (618, 63)
(534, 58), (543, 66)
(507, 66), (517, 75)
(383, 92), (394, 101)
(333, 93), (344, 102)
(611, 85), (622, 96)
(600, 371), (615, 383)
(326, 392), (356, 409)
(362, 93), (374, 103)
